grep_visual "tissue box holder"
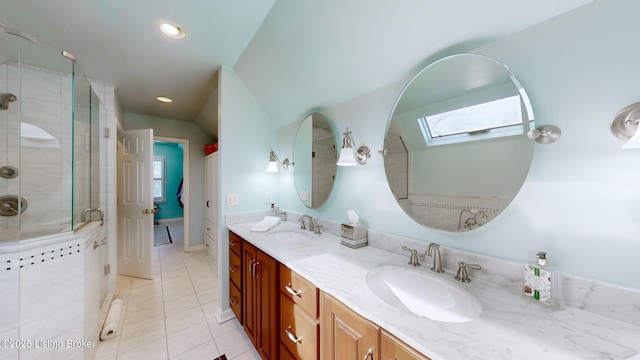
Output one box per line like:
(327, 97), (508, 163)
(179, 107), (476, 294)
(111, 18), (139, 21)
(341, 223), (367, 248)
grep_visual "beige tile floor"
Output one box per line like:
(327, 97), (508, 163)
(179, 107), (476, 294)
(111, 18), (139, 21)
(95, 221), (260, 360)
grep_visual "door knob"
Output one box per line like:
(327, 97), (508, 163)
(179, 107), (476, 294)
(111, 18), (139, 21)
(142, 209), (150, 214)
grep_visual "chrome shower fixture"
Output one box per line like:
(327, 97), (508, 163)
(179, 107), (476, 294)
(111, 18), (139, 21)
(0, 93), (17, 110)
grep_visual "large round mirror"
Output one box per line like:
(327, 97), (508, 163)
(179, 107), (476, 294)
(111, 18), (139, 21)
(384, 53), (535, 232)
(293, 112), (337, 208)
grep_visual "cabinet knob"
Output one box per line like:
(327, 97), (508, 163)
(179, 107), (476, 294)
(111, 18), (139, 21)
(229, 296), (239, 306)
(229, 265), (238, 273)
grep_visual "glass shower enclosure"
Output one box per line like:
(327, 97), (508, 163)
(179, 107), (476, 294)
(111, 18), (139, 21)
(0, 23), (100, 243)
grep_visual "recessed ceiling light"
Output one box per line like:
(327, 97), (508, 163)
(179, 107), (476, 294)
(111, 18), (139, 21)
(159, 22), (186, 39)
(157, 96), (173, 103)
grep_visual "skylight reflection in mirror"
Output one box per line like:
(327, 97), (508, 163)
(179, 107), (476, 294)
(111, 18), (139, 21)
(418, 95), (524, 146)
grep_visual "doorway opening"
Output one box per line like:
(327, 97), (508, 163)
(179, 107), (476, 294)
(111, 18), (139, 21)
(153, 136), (190, 253)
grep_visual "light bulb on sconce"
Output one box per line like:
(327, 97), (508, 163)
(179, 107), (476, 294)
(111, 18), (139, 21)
(336, 127), (370, 166)
(266, 149), (291, 173)
(610, 102), (640, 149)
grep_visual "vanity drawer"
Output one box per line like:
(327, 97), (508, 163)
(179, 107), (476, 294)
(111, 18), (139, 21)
(204, 219), (215, 239)
(280, 264), (318, 318)
(229, 231), (242, 255)
(229, 249), (242, 288)
(280, 294), (319, 360)
(229, 281), (242, 322)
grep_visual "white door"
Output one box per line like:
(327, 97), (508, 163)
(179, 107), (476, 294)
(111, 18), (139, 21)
(118, 129), (154, 279)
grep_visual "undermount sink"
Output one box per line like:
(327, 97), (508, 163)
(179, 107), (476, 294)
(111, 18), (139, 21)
(366, 265), (481, 323)
(265, 229), (313, 241)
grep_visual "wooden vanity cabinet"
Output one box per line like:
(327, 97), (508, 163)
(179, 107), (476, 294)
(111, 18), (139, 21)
(320, 292), (379, 360)
(381, 329), (431, 360)
(228, 231), (243, 322)
(280, 264), (319, 360)
(320, 292), (431, 360)
(243, 241), (279, 360)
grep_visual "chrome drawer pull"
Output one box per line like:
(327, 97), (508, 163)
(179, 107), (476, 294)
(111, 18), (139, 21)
(363, 349), (373, 360)
(284, 283), (302, 297)
(284, 326), (302, 344)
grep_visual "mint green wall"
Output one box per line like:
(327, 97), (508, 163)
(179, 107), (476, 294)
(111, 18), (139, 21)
(124, 113), (211, 248)
(217, 67), (277, 318)
(266, 0), (640, 289)
(153, 143), (184, 220)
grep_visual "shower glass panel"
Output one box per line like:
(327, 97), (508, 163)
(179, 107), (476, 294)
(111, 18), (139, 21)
(0, 28), (75, 242)
(72, 66), (101, 229)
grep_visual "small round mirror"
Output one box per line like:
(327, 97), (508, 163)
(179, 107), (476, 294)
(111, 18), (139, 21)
(384, 53), (535, 232)
(293, 113), (337, 208)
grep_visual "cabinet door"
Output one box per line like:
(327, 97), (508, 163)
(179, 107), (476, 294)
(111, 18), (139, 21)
(256, 249), (279, 360)
(320, 292), (379, 360)
(243, 242), (258, 346)
(381, 329), (430, 360)
(204, 153), (217, 222)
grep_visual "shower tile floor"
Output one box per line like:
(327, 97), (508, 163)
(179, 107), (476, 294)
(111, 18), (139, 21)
(95, 221), (260, 360)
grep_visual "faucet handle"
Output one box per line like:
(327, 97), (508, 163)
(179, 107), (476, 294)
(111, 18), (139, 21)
(455, 262), (481, 282)
(298, 216), (307, 230)
(401, 245), (420, 267)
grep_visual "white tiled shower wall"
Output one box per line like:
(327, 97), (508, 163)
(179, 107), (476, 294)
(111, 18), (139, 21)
(0, 61), (118, 359)
(0, 62), (73, 241)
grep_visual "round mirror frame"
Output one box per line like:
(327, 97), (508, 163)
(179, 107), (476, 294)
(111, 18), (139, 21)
(383, 53), (535, 232)
(293, 112), (338, 209)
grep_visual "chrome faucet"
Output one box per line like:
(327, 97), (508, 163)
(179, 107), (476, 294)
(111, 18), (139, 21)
(454, 262), (482, 282)
(402, 245), (420, 266)
(298, 214), (313, 231)
(427, 243), (444, 273)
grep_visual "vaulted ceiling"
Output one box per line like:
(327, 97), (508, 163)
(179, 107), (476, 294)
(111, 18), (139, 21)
(3, 0), (592, 141)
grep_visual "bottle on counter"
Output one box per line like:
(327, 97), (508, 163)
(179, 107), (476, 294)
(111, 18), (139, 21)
(523, 251), (563, 306)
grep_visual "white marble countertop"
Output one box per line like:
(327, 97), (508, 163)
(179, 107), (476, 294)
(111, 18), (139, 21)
(227, 221), (640, 360)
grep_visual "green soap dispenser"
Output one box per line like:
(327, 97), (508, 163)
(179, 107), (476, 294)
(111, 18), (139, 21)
(523, 251), (563, 306)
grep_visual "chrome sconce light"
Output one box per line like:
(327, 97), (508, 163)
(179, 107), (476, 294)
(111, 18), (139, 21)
(266, 149), (291, 173)
(610, 102), (640, 149)
(336, 127), (370, 166)
(527, 125), (562, 144)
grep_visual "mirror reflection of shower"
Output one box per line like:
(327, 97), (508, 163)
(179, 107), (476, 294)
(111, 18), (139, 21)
(458, 208), (488, 230)
(0, 93), (16, 110)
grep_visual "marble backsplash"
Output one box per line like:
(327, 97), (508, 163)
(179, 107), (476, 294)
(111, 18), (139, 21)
(226, 210), (640, 327)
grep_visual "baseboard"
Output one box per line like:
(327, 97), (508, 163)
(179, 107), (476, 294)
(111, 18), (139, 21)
(215, 306), (236, 324)
(186, 244), (205, 252)
(157, 217), (184, 223)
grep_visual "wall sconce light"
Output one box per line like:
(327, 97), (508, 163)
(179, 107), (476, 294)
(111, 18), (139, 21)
(266, 149), (291, 173)
(610, 102), (640, 149)
(336, 127), (370, 166)
(526, 125), (562, 144)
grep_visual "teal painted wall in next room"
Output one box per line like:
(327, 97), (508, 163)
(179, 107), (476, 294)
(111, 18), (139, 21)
(154, 142), (184, 220)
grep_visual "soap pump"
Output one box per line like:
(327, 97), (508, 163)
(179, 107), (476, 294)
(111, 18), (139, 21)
(523, 251), (563, 306)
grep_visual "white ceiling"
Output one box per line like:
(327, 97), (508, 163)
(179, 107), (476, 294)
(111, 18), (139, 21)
(3, 0), (592, 141)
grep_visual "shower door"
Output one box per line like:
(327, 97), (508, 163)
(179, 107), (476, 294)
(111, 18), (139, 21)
(0, 29), (74, 242)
